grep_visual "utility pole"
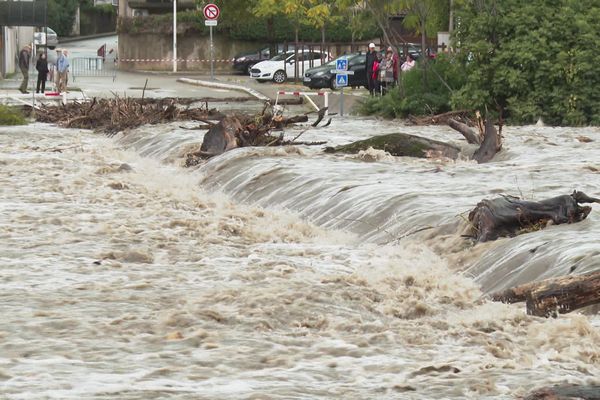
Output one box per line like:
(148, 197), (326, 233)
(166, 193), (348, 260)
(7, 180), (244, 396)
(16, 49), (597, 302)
(173, 0), (177, 72)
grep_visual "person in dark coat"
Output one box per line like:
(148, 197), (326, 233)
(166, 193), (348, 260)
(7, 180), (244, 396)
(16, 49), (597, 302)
(365, 43), (378, 96)
(36, 53), (49, 94)
(18, 45), (31, 94)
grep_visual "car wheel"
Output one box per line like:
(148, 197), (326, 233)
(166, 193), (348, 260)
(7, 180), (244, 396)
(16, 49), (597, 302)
(48, 46), (55, 50)
(273, 70), (287, 84)
(246, 64), (254, 75)
(330, 77), (338, 91)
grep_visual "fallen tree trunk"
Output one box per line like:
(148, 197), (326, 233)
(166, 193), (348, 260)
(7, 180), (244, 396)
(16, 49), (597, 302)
(491, 271), (600, 317)
(448, 118), (481, 145)
(467, 191), (599, 242)
(524, 385), (600, 399)
(324, 133), (461, 160)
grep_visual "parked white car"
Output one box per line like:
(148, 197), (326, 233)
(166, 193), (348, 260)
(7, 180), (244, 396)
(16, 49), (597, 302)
(250, 50), (329, 83)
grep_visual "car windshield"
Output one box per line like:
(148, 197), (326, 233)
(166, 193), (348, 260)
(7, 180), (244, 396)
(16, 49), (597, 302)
(46, 28), (56, 35)
(328, 54), (361, 66)
(270, 52), (293, 61)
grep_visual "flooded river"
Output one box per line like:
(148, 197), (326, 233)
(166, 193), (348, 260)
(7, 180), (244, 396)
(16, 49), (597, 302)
(1, 119), (599, 399)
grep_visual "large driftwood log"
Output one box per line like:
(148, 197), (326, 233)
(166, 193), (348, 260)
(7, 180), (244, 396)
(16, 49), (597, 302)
(491, 271), (600, 317)
(324, 133), (461, 159)
(524, 385), (600, 399)
(467, 191), (599, 242)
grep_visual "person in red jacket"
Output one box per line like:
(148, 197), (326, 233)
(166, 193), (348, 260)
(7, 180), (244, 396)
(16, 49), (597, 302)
(372, 52), (383, 95)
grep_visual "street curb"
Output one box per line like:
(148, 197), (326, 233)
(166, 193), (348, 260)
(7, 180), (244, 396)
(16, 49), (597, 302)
(177, 78), (270, 101)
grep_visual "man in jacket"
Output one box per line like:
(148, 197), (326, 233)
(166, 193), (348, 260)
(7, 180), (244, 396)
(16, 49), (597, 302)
(18, 45), (31, 94)
(365, 43), (377, 96)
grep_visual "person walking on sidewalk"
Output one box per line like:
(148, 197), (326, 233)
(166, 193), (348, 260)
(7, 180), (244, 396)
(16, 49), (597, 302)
(57, 50), (70, 93)
(18, 45), (31, 94)
(36, 53), (49, 94)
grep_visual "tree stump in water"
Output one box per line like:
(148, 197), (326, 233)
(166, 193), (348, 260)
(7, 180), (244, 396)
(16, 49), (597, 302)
(467, 191), (599, 242)
(491, 271), (600, 317)
(199, 116), (243, 157)
(524, 385), (600, 399)
(324, 133), (461, 159)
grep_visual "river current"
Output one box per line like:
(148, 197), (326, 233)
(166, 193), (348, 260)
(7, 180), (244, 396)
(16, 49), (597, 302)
(1, 118), (599, 399)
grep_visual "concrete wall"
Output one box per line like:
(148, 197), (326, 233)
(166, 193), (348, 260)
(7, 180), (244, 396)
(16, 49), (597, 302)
(118, 32), (263, 72)
(1, 27), (19, 76)
(118, 32), (375, 72)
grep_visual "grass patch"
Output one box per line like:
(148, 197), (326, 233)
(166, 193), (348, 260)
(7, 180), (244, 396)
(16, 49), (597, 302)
(0, 105), (27, 125)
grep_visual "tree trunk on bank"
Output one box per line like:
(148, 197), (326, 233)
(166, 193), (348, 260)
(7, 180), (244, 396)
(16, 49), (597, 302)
(294, 27), (299, 83)
(491, 271), (600, 317)
(321, 25), (326, 64)
(324, 133), (461, 159)
(420, 20), (428, 91)
(267, 17), (275, 60)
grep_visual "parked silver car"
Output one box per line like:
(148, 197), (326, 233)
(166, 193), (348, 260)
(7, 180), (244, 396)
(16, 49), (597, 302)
(37, 27), (58, 49)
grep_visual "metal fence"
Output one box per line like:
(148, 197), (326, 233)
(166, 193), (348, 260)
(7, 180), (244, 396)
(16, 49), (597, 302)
(71, 57), (116, 82)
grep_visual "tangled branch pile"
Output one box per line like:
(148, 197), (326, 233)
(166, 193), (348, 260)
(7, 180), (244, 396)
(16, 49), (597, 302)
(36, 97), (221, 135)
(184, 110), (327, 167)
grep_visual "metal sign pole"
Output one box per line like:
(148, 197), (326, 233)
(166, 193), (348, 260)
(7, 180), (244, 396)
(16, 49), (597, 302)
(340, 87), (344, 117)
(173, 0), (177, 73)
(210, 26), (214, 80)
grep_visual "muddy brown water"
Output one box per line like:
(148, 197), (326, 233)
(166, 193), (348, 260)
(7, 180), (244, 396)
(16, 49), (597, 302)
(1, 119), (599, 399)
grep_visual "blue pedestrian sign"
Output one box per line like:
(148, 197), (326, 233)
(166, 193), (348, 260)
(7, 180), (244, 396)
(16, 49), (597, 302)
(336, 58), (348, 71)
(336, 73), (348, 87)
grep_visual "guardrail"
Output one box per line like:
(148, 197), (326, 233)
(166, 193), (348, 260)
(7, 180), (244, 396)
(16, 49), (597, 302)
(71, 57), (116, 82)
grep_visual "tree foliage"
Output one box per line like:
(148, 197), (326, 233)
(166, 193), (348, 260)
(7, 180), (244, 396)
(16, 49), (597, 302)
(453, 0), (600, 125)
(47, 0), (79, 36)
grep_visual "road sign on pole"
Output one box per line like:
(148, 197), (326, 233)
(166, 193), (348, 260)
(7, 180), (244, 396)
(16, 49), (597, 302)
(203, 4), (220, 80)
(336, 73), (348, 87)
(203, 3), (220, 20)
(336, 58), (348, 71)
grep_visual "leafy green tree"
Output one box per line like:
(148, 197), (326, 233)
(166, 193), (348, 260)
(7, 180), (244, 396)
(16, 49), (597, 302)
(453, 0), (600, 125)
(48, 0), (79, 36)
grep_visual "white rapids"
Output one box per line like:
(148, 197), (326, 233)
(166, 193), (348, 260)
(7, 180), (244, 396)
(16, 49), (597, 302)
(1, 118), (599, 399)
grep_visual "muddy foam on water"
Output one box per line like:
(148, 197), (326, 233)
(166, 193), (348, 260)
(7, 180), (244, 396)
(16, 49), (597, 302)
(1, 121), (599, 399)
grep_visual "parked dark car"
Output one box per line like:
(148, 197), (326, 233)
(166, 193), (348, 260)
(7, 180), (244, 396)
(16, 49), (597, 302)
(232, 45), (295, 74)
(303, 53), (368, 90)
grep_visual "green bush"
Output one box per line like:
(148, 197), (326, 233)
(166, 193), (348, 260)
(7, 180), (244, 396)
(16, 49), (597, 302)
(0, 106), (26, 126)
(453, 0), (600, 126)
(357, 55), (467, 119)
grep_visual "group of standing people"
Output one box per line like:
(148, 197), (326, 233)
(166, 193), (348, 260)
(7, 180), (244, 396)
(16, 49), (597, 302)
(18, 45), (70, 94)
(365, 42), (416, 96)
